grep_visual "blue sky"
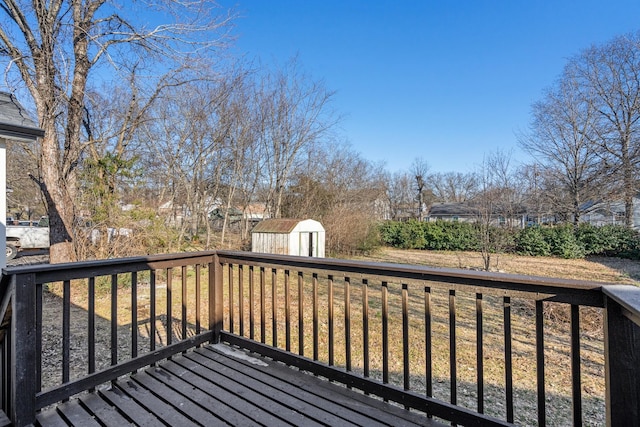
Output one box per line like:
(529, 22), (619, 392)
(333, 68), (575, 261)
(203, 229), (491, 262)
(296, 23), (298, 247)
(229, 1), (640, 174)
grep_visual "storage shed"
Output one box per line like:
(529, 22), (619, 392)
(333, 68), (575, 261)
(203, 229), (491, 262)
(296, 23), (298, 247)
(251, 218), (325, 257)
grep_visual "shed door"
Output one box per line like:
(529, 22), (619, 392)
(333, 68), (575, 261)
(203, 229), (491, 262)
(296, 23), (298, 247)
(299, 232), (317, 257)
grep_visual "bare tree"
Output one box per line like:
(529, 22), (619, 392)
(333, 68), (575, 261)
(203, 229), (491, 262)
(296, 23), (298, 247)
(411, 157), (429, 221)
(141, 80), (235, 244)
(428, 171), (478, 203)
(474, 150), (520, 270)
(520, 59), (608, 225)
(385, 171), (414, 220)
(281, 144), (386, 254)
(0, 0), (232, 262)
(258, 58), (339, 218)
(569, 33), (640, 227)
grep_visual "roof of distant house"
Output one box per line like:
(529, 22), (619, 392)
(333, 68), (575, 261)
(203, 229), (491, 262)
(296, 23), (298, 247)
(0, 92), (44, 141)
(429, 202), (478, 216)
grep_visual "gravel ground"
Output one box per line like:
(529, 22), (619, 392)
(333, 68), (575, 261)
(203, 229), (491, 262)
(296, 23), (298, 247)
(7, 250), (49, 266)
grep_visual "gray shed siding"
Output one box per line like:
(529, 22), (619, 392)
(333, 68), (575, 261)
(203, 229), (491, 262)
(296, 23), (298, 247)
(252, 232), (290, 255)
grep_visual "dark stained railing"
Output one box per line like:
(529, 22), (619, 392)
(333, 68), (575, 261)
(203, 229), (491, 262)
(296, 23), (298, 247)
(0, 251), (218, 426)
(215, 250), (639, 427)
(0, 250), (639, 426)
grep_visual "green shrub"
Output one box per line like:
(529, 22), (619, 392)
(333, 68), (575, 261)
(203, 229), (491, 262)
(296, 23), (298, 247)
(575, 224), (640, 259)
(379, 221), (403, 246)
(379, 220), (479, 251)
(515, 226), (551, 256)
(439, 221), (478, 251)
(380, 219), (640, 260)
(542, 225), (585, 259)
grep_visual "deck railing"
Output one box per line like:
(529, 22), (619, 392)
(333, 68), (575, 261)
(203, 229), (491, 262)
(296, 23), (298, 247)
(0, 251), (219, 426)
(1, 250), (639, 426)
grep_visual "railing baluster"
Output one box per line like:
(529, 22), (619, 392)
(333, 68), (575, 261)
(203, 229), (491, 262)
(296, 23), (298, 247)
(260, 267), (266, 344)
(181, 266), (187, 341)
(111, 275), (118, 366)
(382, 281), (389, 385)
(504, 296), (514, 423)
(132, 272), (138, 359)
(425, 286), (432, 398)
(536, 300), (546, 427)
(272, 268), (278, 347)
(36, 281), (42, 393)
(298, 272), (304, 356)
(571, 304), (582, 427)
(449, 289), (456, 405)
(249, 265), (255, 341)
(2, 327), (7, 409)
(196, 264), (202, 335)
(239, 265), (244, 337)
(476, 293), (484, 413)
(313, 273), (319, 361)
(166, 268), (172, 347)
(363, 279), (369, 378)
(328, 275), (334, 366)
(150, 270), (156, 352)
(88, 277), (95, 378)
(402, 283), (409, 392)
(62, 280), (70, 388)
(345, 276), (351, 372)
(227, 264), (233, 334)
(285, 269), (291, 352)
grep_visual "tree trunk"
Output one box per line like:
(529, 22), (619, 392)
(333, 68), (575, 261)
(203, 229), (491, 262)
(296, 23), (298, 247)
(623, 146), (634, 228)
(39, 130), (77, 263)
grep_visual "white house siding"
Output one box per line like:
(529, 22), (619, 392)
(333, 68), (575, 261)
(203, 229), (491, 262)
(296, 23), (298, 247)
(581, 198), (640, 229)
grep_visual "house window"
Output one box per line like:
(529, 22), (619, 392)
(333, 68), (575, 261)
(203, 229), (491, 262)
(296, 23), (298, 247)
(452, 216), (459, 222)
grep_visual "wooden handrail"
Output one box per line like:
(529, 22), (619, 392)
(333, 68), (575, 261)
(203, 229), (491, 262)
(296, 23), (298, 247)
(216, 250), (606, 305)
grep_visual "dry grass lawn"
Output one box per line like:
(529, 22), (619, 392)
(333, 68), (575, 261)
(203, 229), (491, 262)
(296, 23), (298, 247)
(355, 247), (640, 284)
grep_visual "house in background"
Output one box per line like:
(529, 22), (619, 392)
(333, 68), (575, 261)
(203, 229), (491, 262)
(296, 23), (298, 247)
(251, 218), (325, 257)
(428, 202), (478, 223)
(210, 203), (269, 229)
(427, 202), (527, 228)
(580, 198), (640, 229)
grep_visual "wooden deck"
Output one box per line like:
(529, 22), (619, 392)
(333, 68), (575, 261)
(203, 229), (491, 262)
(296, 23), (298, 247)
(34, 343), (443, 427)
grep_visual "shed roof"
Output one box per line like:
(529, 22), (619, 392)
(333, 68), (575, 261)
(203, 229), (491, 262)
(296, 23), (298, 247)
(251, 218), (305, 234)
(0, 92), (44, 142)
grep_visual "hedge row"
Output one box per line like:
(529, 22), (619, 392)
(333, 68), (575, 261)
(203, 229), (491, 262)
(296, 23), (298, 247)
(378, 220), (640, 259)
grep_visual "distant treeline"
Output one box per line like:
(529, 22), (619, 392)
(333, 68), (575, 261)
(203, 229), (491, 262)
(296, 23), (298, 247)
(379, 220), (640, 260)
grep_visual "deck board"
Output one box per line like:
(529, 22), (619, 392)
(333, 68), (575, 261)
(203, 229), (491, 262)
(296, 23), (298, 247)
(53, 400), (102, 427)
(184, 351), (349, 426)
(200, 345), (431, 427)
(193, 347), (396, 427)
(35, 343), (446, 427)
(78, 393), (133, 427)
(163, 357), (292, 426)
(97, 387), (161, 427)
